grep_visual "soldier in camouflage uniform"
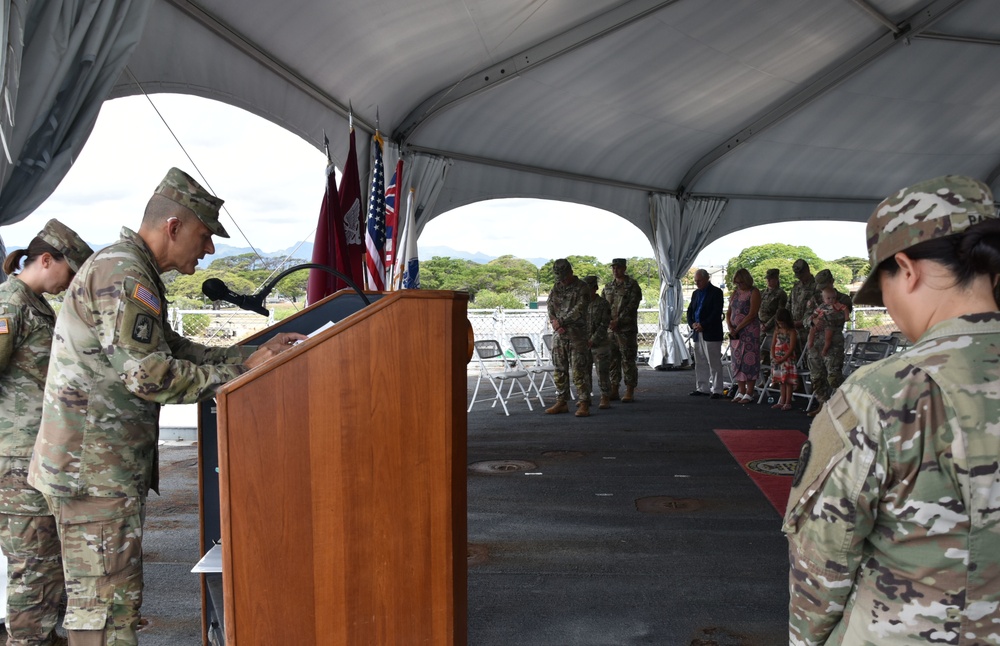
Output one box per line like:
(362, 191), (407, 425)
(27, 169), (304, 646)
(583, 276), (613, 410)
(757, 268), (787, 363)
(602, 258), (642, 402)
(0, 220), (92, 646)
(803, 269), (852, 417)
(784, 175), (1000, 645)
(545, 259), (592, 417)
(788, 259), (819, 356)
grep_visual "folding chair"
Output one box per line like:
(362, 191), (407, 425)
(509, 335), (556, 405)
(468, 340), (534, 415)
(754, 333), (773, 403)
(720, 343), (735, 395)
(843, 341), (893, 377)
(790, 352), (817, 411)
(888, 330), (909, 351)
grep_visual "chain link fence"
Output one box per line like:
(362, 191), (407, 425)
(170, 309), (275, 346)
(469, 308), (662, 364)
(170, 304), (898, 355)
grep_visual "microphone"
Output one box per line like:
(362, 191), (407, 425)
(201, 278), (269, 316)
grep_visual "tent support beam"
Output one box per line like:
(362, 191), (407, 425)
(407, 145), (674, 196)
(676, 0), (968, 196)
(162, 0), (376, 135)
(849, 0), (902, 34)
(394, 0), (683, 144)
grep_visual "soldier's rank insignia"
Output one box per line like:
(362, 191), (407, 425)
(132, 313), (154, 344)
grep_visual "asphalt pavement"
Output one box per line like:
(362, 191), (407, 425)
(3, 366), (809, 645)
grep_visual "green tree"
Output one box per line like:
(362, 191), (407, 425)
(538, 255), (609, 287)
(724, 244), (854, 293)
(623, 257), (660, 306)
(725, 244), (822, 292)
(472, 289), (525, 309)
(834, 256), (870, 282)
(420, 257), (480, 294)
(475, 255), (539, 302)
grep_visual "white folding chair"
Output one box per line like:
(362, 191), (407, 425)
(468, 339), (534, 415)
(720, 343), (735, 394)
(509, 335), (556, 405)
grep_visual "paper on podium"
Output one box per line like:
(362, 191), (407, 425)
(294, 320), (335, 345)
(192, 544), (223, 573)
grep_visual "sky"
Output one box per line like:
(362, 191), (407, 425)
(2, 94), (869, 266)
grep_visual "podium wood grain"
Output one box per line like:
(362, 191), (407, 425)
(215, 291), (468, 645)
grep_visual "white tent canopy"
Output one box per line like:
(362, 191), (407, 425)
(9, 0), (1000, 363)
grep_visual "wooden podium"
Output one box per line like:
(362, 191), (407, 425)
(197, 290), (469, 645)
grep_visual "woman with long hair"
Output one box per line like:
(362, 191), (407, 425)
(0, 219), (92, 645)
(725, 267), (761, 403)
(784, 175), (1000, 644)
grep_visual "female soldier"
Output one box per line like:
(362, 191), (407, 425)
(0, 220), (92, 645)
(783, 175), (1000, 644)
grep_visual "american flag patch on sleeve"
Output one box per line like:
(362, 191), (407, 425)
(0, 318), (8, 334)
(132, 283), (161, 315)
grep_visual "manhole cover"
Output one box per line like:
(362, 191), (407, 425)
(467, 543), (489, 566)
(635, 496), (705, 513)
(540, 450), (585, 459)
(468, 460), (537, 474)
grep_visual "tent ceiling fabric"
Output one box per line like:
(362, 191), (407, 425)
(114, 0), (1000, 249)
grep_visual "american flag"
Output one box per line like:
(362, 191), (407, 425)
(384, 159), (403, 285)
(364, 133), (386, 291)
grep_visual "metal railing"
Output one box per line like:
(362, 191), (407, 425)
(169, 304), (897, 354)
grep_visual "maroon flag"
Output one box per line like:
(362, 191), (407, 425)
(306, 135), (349, 304)
(338, 127), (366, 288)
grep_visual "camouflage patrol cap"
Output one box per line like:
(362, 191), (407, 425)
(553, 258), (573, 279)
(583, 275), (599, 290)
(792, 259), (809, 274)
(611, 258), (627, 268)
(36, 219), (93, 273)
(814, 269), (834, 289)
(765, 268), (779, 279)
(154, 168), (229, 238)
(854, 175), (997, 306)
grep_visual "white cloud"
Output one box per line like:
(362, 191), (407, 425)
(2, 94), (869, 266)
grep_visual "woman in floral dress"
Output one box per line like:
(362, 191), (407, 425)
(726, 268), (762, 403)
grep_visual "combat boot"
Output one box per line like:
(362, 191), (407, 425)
(599, 395), (611, 409)
(575, 401), (591, 417)
(610, 385), (620, 401)
(545, 400), (569, 414)
(622, 386), (634, 403)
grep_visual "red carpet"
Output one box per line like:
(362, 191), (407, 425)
(714, 429), (808, 514)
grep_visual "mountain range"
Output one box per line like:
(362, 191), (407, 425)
(5, 240), (550, 268)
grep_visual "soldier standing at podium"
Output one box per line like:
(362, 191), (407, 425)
(27, 168), (304, 646)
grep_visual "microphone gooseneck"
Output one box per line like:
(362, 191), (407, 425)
(201, 278), (269, 316)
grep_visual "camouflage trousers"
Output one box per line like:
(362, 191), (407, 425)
(0, 511), (65, 646)
(43, 495), (144, 646)
(590, 344), (612, 397)
(609, 327), (639, 388)
(553, 329), (592, 404)
(806, 338), (845, 403)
